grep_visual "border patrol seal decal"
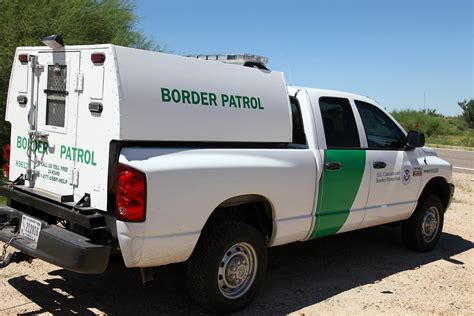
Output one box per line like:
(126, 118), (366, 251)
(402, 166), (412, 185)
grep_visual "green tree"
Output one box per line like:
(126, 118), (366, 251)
(0, 0), (161, 162)
(458, 99), (474, 128)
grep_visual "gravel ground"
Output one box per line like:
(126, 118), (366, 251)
(0, 172), (473, 315)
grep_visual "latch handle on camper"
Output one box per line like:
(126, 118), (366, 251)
(44, 89), (68, 96)
(89, 102), (103, 114)
(17, 95), (28, 105)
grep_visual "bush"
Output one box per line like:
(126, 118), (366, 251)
(458, 99), (474, 128)
(391, 109), (471, 146)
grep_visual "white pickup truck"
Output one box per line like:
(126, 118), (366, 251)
(0, 38), (455, 312)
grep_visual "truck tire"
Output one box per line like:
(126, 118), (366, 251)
(402, 194), (444, 252)
(186, 221), (268, 313)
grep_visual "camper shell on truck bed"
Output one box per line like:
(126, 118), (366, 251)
(6, 45), (292, 211)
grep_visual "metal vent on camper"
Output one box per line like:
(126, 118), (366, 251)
(185, 54), (269, 70)
(45, 64), (67, 128)
(47, 64), (67, 91)
(46, 99), (66, 127)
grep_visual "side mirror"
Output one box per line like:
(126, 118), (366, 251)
(406, 130), (425, 148)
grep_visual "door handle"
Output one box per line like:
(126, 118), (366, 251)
(373, 161), (387, 169)
(326, 162), (342, 171)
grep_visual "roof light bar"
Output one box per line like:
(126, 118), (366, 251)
(186, 54), (269, 66)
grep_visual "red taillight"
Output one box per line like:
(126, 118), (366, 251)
(2, 144), (10, 179)
(18, 54), (28, 63)
(2, 144), (10, 161)
(116, 164), (146, 222)
(91, 53), (106, 64)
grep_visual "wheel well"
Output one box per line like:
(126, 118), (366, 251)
(201, 195), (274, 244)
(419, 177), (451, 211)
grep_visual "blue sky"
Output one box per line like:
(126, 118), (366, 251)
(135, 0), (473, 116)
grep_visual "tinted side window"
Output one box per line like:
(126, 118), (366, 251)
(290, 97), (306, 145)
(355, 100), (406, 149)
(319, 97), (360, 148)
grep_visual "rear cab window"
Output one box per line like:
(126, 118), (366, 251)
(290, 97), (306, 145)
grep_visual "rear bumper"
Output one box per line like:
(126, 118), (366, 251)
(0, 206), (110, 274)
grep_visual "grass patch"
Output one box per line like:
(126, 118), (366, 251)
(0, 196), (6, 205)
(426, 143), (474, 151)
(427, 132), (474, 148)
(453, 181), (472, 193)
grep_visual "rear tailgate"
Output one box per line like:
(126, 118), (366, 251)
(8, 50), (80, 198)
(6, 47), (114, 211)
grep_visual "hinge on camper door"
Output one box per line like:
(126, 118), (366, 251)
(74, 73), (84, 92)
(69, 168), (79, 186)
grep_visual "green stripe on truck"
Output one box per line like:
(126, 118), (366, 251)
(310, 149), (366, 239)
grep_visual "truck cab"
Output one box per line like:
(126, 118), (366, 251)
(289, 87), (453, 239)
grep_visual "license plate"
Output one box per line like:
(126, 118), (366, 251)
(19, 215), (42, 246)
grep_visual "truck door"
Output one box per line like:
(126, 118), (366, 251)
(309, 96), (371, 239)
(354, 100), (422, 228)
(25, 51), (81, 198)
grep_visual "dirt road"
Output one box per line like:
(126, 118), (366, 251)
(1, 172), (473, 315)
